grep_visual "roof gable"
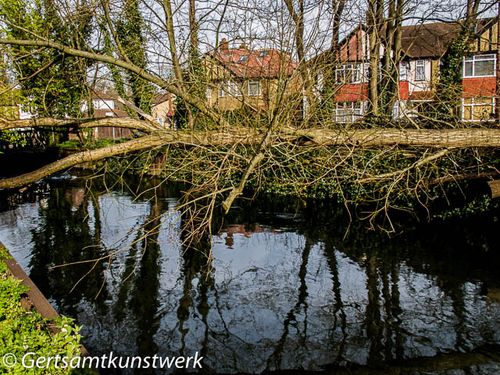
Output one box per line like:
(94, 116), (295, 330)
(209, 43), (297, 79)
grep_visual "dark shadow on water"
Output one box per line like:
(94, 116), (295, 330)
(0, 177), (500, 374)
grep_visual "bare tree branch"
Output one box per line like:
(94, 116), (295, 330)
(0, 134), (166, 189)
(0, 38), (224, 126)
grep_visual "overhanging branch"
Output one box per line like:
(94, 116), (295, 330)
(0, 134), (166, 189)
(0, 38), (224, 125)
(3, 127), (500, 191)
(0, 117), (158, 132)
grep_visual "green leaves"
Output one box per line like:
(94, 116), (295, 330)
(0, 255), (85, 374)
(0, 0), (91, 118)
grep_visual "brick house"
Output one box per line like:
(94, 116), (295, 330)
(320, 17), (498, 123)
(203, 39), (300, 113)
(81, 92), (132, 139)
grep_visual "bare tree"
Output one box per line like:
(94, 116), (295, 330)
(1, 0), (500, 237)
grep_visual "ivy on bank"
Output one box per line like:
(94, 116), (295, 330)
(0, 246), (88, 374)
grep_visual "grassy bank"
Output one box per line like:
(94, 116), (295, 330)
(0, 245), (87, 374)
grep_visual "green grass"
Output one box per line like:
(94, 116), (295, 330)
(0, 245), (89, 374)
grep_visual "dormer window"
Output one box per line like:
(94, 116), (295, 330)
(239, 55), (248, 63)
(259, 50), (269, 58)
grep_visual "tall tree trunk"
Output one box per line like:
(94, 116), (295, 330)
(163, 0), (184, 86)
(187, 0), (199, 130)
(496, 2), (500, 122)
(322, 0), (346, 119)
(284, 0), (314, 121)
(367, 0), (383, 117)
(381, 0), (403, 117)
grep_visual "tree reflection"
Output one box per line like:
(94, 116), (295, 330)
(266, 236), (312, 371)
(129, 198), (165, 373)
(28, 184), (109, 316)
(177, 223), (214, 362)
(323, 238), (348, 365)
(1, 180), (498, 374)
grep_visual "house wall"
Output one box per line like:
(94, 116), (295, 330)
(204, 56), (301, 112)
(152, 97), (175, 127)
(470, 21), (499, 53)
(407, 59), (434, 94)
(461, 19), (499, 121)
(339, 28), (368, 62)
(335, 83), (369, 102)
(332, 18), (499, 122)
(463, 77), (497, 98)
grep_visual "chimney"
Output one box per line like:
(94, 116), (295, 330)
(239, 43), (247, 50)
(219, 38), (229, 51)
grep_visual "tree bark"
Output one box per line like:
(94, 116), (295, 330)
(496, 1), (500, 121)
(367, 0), (383, 116)
(0, 135), (166, 189)
(4, 126), (500, 190)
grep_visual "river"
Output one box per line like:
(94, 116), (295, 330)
(0, 174), (499, 374)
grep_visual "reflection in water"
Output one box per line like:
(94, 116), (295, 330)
(1, 179), (500, 374)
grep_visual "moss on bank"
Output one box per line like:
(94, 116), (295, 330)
(0, 245), (87, 374)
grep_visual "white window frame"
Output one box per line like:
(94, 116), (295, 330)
(463, 54), (497, 78)
(415, 60), (426, 81)
(248, 81), (261, 96)
(335, 63), (363, 84)
(335, 101), (365, 123)
(461, 97), (496, 122)
(219, 81), (241, 97)
(399, 62), (409, 81)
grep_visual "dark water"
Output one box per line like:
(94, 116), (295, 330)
(1, 176), (500, 374)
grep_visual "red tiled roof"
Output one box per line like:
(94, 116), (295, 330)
(210, 46), (297, 79)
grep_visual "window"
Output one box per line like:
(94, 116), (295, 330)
(93, 99), (115, 110)
(463, 54), (496, 77)
(259, 50), (269, 58)
(219, 81), (241, 97)
(239, 55), (249, 63)
(462, 97), (495, 121)
(335, 101), (364, 123)
(415, 60), (426, 81)
(399, 62), (409, 81)
(206, 88), (212, 99)
(228, 81), (241, 96)
(248, 81), (261, 96)
(335, 63), (363, 84)
(156, 117), (165, 126)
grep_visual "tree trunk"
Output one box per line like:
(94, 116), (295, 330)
(367, 0), (383, 117)
(496, 2), (500, 121)
(4, 126), (500, 190)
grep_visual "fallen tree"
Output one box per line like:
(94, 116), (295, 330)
(1, 0), (500, 235)
(2, 122), (500, 203)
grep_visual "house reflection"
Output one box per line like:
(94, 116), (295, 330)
(222, 224), (265, 248)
